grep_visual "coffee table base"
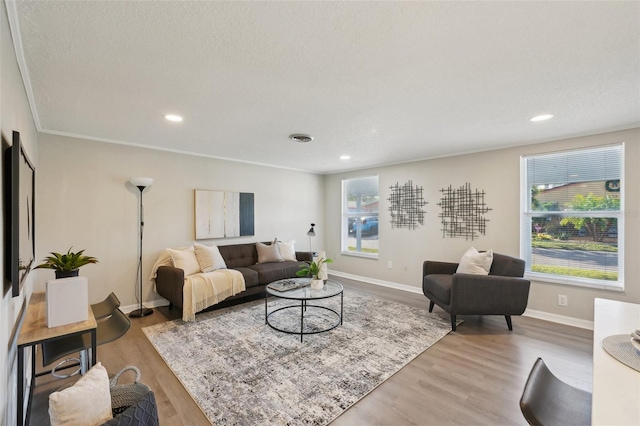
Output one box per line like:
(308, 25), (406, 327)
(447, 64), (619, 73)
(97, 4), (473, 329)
(265, 295), (343, 342)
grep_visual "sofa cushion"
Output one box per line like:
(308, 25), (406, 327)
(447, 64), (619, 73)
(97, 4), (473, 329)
(218, 243), (257, 268)
(247, 261), (303, 285)
(256, 240), (283, 263)
(233, 267), (260, 288)
(167, 247), (200, 276)
(194, 243), (227, 272)
(277, 240), (297, 261)
(423, 274), (452, 305)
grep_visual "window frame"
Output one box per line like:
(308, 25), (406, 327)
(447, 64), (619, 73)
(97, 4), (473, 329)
(520, 144), (624, 291)
(341, 176), (379, 259)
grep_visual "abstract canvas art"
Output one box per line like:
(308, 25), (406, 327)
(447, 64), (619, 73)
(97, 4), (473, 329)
(195, 190), (254, 239)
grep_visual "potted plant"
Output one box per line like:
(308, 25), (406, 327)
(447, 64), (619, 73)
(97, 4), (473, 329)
(297, 256), (333, 289)
(35, 247), (98, 279)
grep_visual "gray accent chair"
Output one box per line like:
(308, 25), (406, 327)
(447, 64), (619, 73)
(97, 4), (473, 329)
(520, 357), (592, 426)
(422, 252), (530, 331)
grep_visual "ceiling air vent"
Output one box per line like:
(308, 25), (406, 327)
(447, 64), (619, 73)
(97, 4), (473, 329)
(289, 134), (313, 143)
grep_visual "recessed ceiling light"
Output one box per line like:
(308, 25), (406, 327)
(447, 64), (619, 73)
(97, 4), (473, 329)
(340, 155), (351, 160)
(289, 134), (313, 143)
(165, 114), (183, 122)
(530, 114), (554, 122)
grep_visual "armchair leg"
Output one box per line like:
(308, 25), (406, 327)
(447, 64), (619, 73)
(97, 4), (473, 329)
(505, 315), (513, 331)
(428, 301), (434, 313)
(451, 315), (457, 331)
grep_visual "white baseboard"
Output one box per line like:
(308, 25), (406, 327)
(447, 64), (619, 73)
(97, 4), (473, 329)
(523, 309), (593, 330)
(121, 298), (169, 314)
(328, 269), (423, 295)
(328, 269), (594, 330)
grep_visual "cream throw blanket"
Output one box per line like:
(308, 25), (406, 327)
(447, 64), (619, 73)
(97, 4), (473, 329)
(182, 269), (245, 322)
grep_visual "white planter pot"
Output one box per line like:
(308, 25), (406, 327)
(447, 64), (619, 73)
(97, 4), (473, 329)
(46, 276), (88, 328)
(310, 279), (324, 289)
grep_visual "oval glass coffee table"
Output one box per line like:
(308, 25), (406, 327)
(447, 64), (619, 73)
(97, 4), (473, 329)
(265, 278), (343, 342)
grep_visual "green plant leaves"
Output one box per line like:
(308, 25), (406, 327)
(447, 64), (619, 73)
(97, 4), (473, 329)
(34, 247), (98, 272)
(296, 257), (333, 279)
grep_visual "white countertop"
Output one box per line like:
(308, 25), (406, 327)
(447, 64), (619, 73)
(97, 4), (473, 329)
(592, 298), (640, 425)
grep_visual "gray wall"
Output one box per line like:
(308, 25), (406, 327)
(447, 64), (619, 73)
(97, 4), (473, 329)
(35, 133), (325, 308)
(324, 128), (640, 323)
(1, 1), (39, 423)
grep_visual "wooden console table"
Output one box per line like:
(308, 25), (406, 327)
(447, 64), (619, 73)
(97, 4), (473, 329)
(16, 291), (97, 426)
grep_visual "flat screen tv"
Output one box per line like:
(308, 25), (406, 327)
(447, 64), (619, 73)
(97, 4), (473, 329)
(3, 130), (35, 297)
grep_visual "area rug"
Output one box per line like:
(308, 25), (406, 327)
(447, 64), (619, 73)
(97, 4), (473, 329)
(142, 290), (453, 425)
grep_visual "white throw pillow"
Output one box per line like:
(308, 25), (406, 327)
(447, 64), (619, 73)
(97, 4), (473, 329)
(194, 242), (227, 272)
(277, 240), (297, 261)
(49, 362), (112, 426)
(456, 247), (493, 275)
(167, 247), (201, 276)
(256, 239), (283, 263)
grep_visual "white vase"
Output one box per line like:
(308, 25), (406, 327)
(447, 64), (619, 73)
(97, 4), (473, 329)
(310, 279), (324, 289)
(46, 276), (88, 328)
(317, 251), (329, 281)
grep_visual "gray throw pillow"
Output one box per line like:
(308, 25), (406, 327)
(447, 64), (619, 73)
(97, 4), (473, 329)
(256, 240), (283, 263)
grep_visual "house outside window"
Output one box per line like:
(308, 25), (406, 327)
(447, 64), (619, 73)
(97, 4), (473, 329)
(520, 144), (623, 290)
(342, 176), (379, 258)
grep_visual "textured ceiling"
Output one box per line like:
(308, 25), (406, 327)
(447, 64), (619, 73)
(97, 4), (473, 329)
(8, 1), (640, 174)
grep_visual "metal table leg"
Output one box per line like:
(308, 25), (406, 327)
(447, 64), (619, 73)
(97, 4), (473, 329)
(300, 300), (304, 342)
(17, 345), (24, 426)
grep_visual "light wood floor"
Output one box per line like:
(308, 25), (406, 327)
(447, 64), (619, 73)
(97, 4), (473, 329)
(30, 278), (593, 425)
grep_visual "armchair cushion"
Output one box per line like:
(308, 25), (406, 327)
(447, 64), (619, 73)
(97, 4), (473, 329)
(456, 247), (493, 275)
(423, 275), (453, 306)
(49, 362), (112, 426)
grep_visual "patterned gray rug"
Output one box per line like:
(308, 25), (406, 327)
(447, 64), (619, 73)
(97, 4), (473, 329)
(143, 290), (453, 425)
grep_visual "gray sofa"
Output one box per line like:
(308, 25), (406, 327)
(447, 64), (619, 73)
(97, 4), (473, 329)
(422, 253), (531, 331)
(155, 242), (312, 313)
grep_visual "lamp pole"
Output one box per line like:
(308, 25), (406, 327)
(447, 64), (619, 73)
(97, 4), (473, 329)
(129, 177), (153, 318)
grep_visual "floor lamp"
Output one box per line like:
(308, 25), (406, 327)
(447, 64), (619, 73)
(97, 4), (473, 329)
(129, 177), (154, 318)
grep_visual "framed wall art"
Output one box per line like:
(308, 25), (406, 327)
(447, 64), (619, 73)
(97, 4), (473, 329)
(3, 131), (35, 297)
(194, 190), (254, 239)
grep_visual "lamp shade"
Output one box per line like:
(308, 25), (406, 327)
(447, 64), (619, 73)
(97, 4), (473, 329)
(129, 177), (154, 188)
(307, 223), (316, 237)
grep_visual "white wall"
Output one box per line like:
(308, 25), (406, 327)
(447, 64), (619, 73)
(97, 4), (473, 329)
(1, 1), (38, 424)
(325, 128), (640, 322)
(36, 133), (325, 307)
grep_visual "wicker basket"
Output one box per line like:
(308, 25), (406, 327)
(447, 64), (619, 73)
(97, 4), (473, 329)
(109, 366), (151, 416)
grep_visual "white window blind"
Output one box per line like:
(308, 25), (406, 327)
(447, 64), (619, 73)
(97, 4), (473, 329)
(520, 144), (623, 289)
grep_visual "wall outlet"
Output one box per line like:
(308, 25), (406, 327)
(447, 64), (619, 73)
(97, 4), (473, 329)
(558, 294), (568, 307)
(387, 261), (393, 269)
(403, 265), (408, 272)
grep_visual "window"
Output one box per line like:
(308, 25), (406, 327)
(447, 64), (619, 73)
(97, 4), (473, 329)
(520, 144), (623, 290)
(342, 176), (379, 257)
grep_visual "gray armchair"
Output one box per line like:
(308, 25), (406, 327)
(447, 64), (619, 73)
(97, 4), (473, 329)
(422, 253), (530, 331)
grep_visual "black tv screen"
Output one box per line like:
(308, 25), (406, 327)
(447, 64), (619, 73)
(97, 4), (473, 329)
(3, 131), (35, 297)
